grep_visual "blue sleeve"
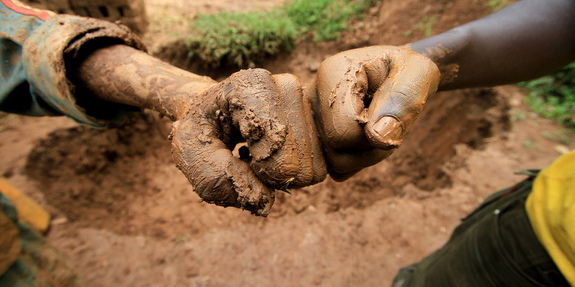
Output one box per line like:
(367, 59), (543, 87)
(0, 0), (146, 127)
(0, 0), (57, 116)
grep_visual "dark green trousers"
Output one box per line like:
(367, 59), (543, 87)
(392, 172), (570, 287)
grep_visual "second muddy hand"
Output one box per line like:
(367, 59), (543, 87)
(76, 44), (327, 216)
(308, 45), (440, 181)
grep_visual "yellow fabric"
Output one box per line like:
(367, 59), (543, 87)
(526, 150), (575, 285)
(0, 178), (50, 234)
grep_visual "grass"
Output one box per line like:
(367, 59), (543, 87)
(541, 130), (571, 146)
(284, 0), (379, 42)
(185, 10), (296, 68)
(486, 0), (524, 12)
(184, 0), (379, 67)
(519, 61), (575, 131)
(486, 0), (510, 11)
(523, 140), (535, 149)
(404, 16), (437, 37)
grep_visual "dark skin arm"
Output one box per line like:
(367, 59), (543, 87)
(311, 0), (575, 179)
(410, 0), (575, 90)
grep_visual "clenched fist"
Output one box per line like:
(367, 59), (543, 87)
(171, 69), (327, 216)
(77, 45), (326, 216)
(308, 45), (440, 180)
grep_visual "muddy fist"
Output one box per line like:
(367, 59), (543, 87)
(309, 45), (440, 180)
(171, 69), (326, 216)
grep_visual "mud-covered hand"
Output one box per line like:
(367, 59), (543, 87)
(170, 69), (327, 216)
(309, 45), (440, 180)
(77, 45), (326, 216)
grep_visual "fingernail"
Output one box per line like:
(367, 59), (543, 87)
(371, 116), (404, 149)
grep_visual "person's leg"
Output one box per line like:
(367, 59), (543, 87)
(392, 174), (569, 287)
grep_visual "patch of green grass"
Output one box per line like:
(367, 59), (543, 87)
(185, 10), (297, 68)
(175, 235), (188, 242)
(487, 0), (510, 11)
(523, 140), (535, 149)
(404, 16), (437, 37)
(541, 130), (572, 146)
(284, 0), (379, 42)
(519, 61), (575, 131)
(184, 0), (379, 67)
(510, 110), (527, 122)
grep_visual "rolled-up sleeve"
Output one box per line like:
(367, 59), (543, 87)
(0, 0), (146, 127)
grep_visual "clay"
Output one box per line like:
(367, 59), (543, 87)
(417, 44), (460, 87)
(311, 45), (440, 175)
(78, 46), (326, 215)
(76, 44), (215, 121)
(171, 69), (326, 215)
(251, 74), (327, 188)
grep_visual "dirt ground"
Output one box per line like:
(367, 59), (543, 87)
(1, 0), (573, 286)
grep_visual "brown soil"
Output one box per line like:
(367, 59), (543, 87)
(1, 0), (572, 286)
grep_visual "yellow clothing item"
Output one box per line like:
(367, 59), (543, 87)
(0, 178), (50, 234)
(526, 150), (575, 285)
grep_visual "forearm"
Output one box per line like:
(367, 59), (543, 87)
(76, 44), (216, 121)
(410, 0), (575, 91)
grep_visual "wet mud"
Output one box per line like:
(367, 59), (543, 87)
(171, 69), (326, 216)
(311, 45), (440, 176)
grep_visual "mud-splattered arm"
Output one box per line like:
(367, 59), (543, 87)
(1, 1), (326, 215)
(74, 44), (215, 122)
(77, 44), (327, 216)
(410, 0), (575, 91)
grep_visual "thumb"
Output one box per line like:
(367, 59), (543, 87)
(363, 49), (440, 150)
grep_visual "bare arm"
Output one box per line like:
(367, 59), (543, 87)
(309, 0), (575, 179)
(74, 44), (326, 215)
(76, 44), (215, 121)
(410, 0), (575, 90)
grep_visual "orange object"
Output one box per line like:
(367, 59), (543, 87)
(0, 178), (50, 234)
